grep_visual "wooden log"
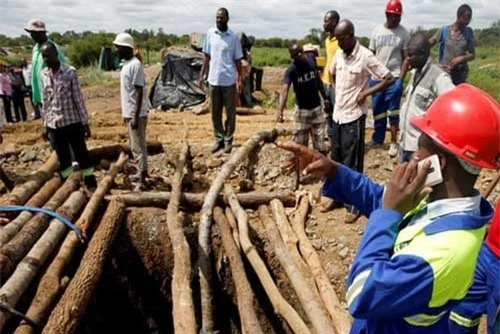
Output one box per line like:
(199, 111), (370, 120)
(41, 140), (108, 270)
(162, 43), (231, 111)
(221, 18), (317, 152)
(0, 191), (88, 331)
(0, 141), (158, 209)
(258, 205), (335, 334)
(0, 153), (58, 207)
(0, 173), (81, 280)
(270, 199), (323, 305)
(291, 195), (352, 334)
(42, 199), (125, 334)
(224, 207), (240, 250)
(198, 128), (289, 333)
(235, 107), (267, 115)
(14, 154), (128, 334)
(213, 207), (263, 334)
(88, 140), (163, 163)
(0, 177), (62, 248)
(166, 128), (196, 334)
(224, 184), (310, 334)
(0, 165), (14, 191)
(110, 190), (296, 208)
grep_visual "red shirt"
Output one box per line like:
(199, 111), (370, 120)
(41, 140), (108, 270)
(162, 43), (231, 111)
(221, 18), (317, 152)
(486, 200), (500, 256)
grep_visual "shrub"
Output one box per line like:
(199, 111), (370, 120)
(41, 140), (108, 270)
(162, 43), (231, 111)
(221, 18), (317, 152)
(67, 34), (114, 68)
(77, 65), (119, 87)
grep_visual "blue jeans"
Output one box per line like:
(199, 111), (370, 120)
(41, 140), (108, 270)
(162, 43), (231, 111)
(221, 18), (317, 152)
(370, 78), (403, 144)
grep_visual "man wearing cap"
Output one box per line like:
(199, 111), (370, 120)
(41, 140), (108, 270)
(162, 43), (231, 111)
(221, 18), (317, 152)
(368, 0), (410, 157)
(199, 7), (243, 154)
(276, 44), (328, 155)
(279, 84), (499, 333)
(113, 33), (149, 190)
(24, 19), (66, 120)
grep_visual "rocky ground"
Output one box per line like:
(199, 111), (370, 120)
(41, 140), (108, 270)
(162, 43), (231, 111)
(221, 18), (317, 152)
(0, 64), (496, 332)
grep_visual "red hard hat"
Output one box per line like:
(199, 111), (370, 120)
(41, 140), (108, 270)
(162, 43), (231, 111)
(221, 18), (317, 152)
(386, 0), (403, 15)
(411, 84), (500, 170)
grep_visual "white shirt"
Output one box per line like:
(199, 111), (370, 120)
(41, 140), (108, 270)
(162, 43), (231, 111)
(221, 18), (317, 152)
(330, 42), (390, 124)
(22, 64), (32, 87)
(119, 57), (148, 118)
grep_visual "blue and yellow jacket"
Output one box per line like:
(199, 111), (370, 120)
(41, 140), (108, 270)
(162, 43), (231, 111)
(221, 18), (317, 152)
(322, 165), (493, 334)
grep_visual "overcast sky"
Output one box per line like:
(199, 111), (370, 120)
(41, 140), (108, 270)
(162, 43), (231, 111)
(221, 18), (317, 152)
(1, 0), (499, 39)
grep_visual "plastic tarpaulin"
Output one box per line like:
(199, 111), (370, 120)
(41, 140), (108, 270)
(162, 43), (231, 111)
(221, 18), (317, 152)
(149, 48), (206, 111)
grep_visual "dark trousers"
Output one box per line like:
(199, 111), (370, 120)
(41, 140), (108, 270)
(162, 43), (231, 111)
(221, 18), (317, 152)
(331, 115), (366, 213)
(47, 123), (93, 178)
(12, 87), (27, 122)
(209, 84), (236, 144)
(1, 95), (12, 123)
(324, 83), (336, 141)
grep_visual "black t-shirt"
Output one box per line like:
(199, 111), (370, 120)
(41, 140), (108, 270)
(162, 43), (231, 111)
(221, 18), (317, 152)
(283, 54), (321, 110)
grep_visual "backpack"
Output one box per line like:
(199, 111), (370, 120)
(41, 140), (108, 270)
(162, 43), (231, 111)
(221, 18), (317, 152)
(438, 25), (474, 64)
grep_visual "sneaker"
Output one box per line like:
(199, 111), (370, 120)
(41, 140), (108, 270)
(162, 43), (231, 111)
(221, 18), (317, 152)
(211, 141), (224, 154)
(388, 142), (399, 158)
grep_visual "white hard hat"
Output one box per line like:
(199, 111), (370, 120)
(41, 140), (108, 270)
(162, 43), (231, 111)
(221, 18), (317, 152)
(113, 33), (135, 49)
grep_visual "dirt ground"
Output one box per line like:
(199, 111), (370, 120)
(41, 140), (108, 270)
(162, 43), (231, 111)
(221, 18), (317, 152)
(0, 64), (496, 333)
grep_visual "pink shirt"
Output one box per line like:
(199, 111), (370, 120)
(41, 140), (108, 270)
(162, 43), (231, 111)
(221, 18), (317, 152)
(330, 42), (390, 124)
(0, 73), (11, 96)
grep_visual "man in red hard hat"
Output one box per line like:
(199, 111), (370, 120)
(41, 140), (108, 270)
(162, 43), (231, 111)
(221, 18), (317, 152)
(368, 0), (410, 158)
(279, 83), (499, 334)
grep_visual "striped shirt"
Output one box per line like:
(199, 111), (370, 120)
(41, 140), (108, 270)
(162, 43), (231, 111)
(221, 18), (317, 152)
(42, 64), (88, 129)
(330, 41), (390, 124)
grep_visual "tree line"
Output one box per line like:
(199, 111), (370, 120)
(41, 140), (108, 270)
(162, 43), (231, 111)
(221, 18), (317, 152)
(0, 21), (498, 67)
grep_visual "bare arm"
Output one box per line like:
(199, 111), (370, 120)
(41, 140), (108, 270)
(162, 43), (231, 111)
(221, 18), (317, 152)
(235, 58), (242, 89)
(133, 85), (143, 126)
(359, 73), (394, 104)
(277, 83), (290, 122)
(199, 53), (210, 86)
(449, 52), (475, 69)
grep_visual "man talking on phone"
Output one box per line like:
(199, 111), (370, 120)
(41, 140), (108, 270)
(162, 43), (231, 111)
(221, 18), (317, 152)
(278, 84), (499, 334)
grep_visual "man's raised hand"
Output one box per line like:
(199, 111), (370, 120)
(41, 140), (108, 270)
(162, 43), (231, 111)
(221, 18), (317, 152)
(277, 141), (338, 179)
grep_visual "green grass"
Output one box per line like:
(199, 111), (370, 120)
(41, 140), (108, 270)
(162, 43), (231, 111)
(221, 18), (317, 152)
(468, 46), (500, 101)
(252, 47), (290, 68)
(77, 65), (119, 87)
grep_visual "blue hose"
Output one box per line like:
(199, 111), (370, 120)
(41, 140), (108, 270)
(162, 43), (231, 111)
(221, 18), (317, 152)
(0, 205), (84, 242)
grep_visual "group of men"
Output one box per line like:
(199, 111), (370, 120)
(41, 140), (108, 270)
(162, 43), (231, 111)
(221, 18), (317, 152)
(274, 1), (499, 334)
(4, 4), (499, 333)
(279, 1), (477, 224)
(18, 19), (149, 190)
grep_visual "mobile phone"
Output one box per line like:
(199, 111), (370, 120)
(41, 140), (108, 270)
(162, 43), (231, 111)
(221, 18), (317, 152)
(418, 154), (443, 187)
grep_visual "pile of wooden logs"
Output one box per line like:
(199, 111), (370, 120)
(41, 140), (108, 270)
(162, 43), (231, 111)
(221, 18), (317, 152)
(0, 130), (352, 334)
